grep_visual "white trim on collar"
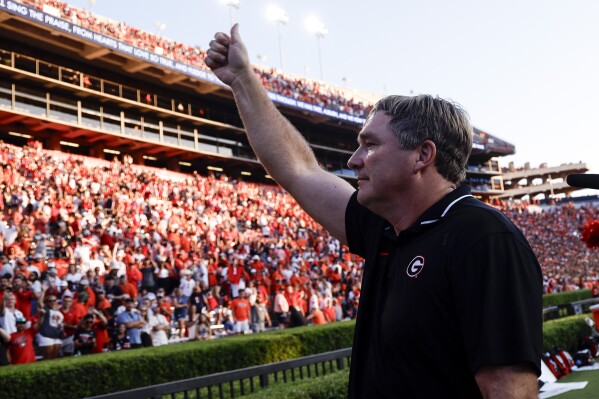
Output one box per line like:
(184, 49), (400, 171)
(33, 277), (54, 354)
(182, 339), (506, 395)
(420, 194), (474, 225)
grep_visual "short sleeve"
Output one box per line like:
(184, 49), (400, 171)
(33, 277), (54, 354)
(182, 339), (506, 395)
(345, 191), (385, 259)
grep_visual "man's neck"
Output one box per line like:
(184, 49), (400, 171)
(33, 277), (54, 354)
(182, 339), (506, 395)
(387, 181), (456, 235)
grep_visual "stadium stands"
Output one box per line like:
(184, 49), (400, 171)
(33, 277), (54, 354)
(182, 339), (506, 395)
(18, 0), (372, 118)
(0, 0), (597, 368)
(0, 140), (362, 362)
(0, 139), (597, 364)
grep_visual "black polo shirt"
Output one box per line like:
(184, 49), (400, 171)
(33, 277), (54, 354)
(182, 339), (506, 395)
(346, 185), (542, 398)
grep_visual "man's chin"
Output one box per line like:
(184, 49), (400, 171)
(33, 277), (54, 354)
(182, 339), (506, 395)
(356, 190), (371, 207)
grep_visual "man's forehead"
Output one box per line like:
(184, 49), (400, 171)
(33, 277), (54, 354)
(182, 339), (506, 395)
(358, 112), (392, 138)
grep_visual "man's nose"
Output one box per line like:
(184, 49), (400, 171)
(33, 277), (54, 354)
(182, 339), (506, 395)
(347, 147), (363, 171)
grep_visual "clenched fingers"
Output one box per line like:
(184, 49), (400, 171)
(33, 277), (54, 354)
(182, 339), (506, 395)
(205, 34), (231, 68)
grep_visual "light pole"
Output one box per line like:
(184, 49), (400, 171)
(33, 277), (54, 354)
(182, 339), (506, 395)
(221, 0), (240, 26)
(256, 54), (268, 65)
(266, 4), (289, 71)
(155, 21), (166, 35)
(88, 0), (96, 13)
(306, 16), (328, 81)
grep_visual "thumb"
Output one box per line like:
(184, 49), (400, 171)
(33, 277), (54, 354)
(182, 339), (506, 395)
(230, 23), (241, 44)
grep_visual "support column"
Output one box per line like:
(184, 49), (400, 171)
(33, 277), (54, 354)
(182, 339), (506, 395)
(45, 135), (61, 151)
(167, 158), (180, 172)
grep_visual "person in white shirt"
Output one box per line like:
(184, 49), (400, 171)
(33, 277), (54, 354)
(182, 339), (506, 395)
(179, 270), (195, 299)
(0, 292), (24, 334)
(2, 219), (18, 246)
(147, 308), (170, 346)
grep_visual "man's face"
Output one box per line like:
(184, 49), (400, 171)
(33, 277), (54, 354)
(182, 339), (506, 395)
(62, 296), (72, 308)
(45, 296), (58, 308)
(347, 111), (418, 210)
(82, 317), (94, 331)
(4, 293), (15, 307)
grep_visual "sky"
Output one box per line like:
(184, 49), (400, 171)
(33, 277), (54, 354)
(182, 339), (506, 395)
(65, 0), (599, 175)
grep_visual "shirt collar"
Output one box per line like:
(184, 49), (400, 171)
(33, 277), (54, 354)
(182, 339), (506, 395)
(384, 185), (473, 238)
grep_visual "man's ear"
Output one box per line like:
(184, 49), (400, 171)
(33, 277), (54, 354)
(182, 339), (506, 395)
(413, 140), (437, 173)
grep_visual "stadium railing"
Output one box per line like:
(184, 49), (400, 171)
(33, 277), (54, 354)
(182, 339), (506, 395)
(85, 347), (352, 399)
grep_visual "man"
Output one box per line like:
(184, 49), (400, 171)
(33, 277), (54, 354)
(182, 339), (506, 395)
(73, 314), (96, 356)
(116, 297), (144, 348)
(205, 25), (542, 398)
(229, 290), (251, 334)
(250, 293), (271, 333)
(103, 275), (124, 313)
(60, 294), (85, 357)
(0, 292), (24, 334)
(272, 286), (289, 329)
(8, 314), (43, 364)
(12, 275), (36, 320)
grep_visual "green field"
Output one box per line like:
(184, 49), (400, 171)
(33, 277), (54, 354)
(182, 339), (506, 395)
(543, 369), (599, 399)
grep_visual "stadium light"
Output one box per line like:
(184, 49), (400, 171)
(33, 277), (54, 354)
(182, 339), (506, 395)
(241, 171), (252, 176)
(8, 132), (32, 139)
(207, 166), (224, 172)
(155, 21), (166, 35)
(221, 0), (240, 26)
(103, 149), (121, 155)
(266, 4), (289, 70)
(60, 141), (79, 148)
(179, 161), (192, 167)
(306, 16), (327, 80)
(143, 155), (157, 161)
(256, 54), (268, 65)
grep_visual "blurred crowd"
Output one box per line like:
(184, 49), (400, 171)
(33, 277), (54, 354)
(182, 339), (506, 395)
(18, 0), (372, 118)
(0, 141), (361, 365)
(502, 201), (599, 295)
(0, 138), (597, 366)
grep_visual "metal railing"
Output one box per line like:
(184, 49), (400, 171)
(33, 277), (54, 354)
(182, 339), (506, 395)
(86, 347), (352, 399)
(543, 297), (599, 321)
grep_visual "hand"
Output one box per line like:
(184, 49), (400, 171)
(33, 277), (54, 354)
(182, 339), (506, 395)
(205, 24), (251, 87)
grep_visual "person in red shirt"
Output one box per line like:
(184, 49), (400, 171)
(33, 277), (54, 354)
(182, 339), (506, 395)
(126, 263), (142, 289)
(60, 294), (86, 356)
(118, 275), (138, 301)
(306, 306), (327, 325)
(227, 259), (246, 298)
(230, 290), (251, 334)
(89, 308), (109, 354)
(94, 289), (112, 312)
(155, 290), (173, 324)
(9, 313), (43, 364)
(13, 275), (36, 320)
(322, 298), (336, 323)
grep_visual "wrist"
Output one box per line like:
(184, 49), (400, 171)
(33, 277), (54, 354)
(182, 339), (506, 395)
(229, 69), (258, 92)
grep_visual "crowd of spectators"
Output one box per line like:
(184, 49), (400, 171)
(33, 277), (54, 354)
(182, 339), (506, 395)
(18, 0), (373, 118)
(501, 200), (599, 295)
(0, 140), (597, 366)
(0, 141), (361, 365)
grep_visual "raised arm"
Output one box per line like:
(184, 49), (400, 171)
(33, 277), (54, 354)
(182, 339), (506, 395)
(205, 24), (355, 244)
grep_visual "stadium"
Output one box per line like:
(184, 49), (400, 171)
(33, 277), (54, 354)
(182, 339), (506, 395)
(0, 1), (598, 398)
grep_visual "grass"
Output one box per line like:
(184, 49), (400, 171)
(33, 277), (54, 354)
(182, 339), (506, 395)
(545, 369), (599, 399)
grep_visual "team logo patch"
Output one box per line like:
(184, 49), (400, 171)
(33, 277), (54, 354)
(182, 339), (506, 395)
(406, 256), (425, 278)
